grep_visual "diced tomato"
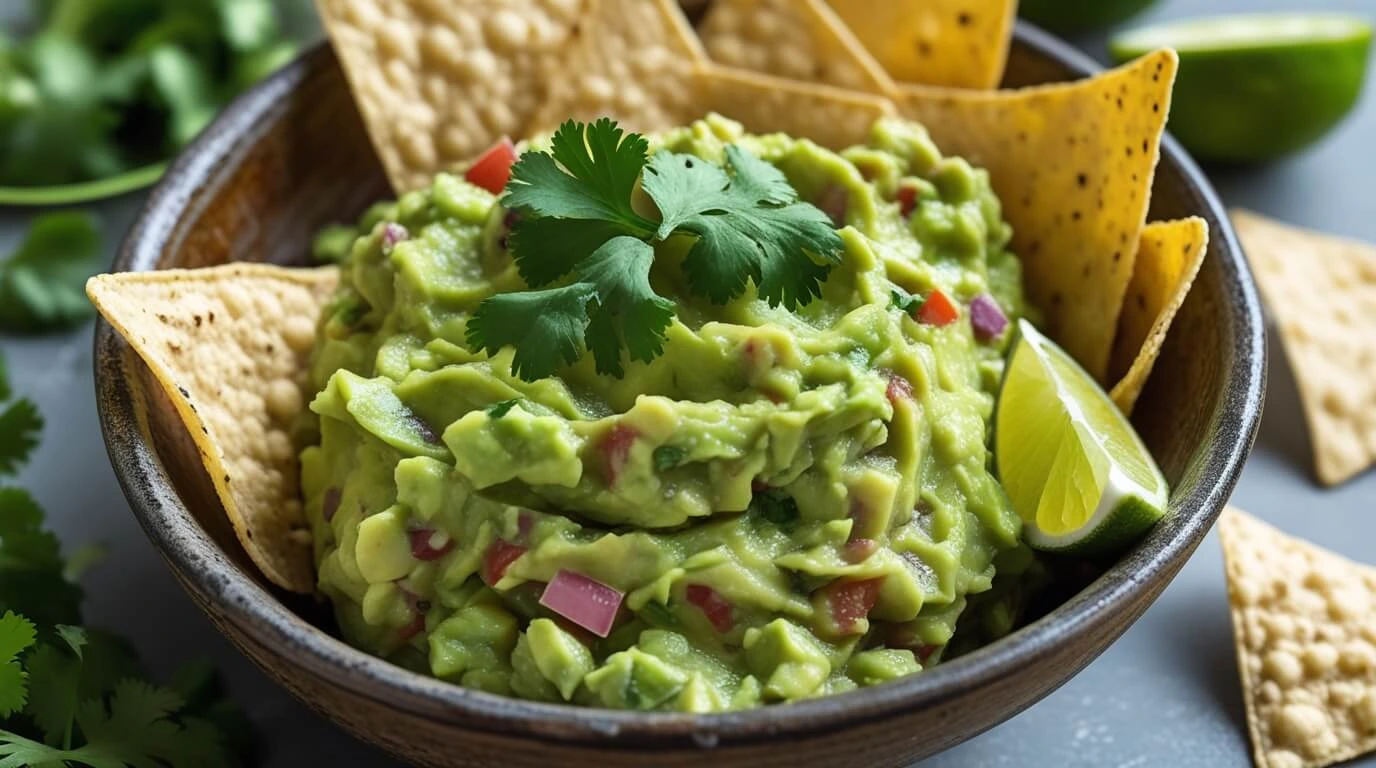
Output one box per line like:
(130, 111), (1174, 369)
(321, 487), (341, 522)
(685, 584), (734, 633)
(823, 577), (884, 635)
(817, 184), (849, 227)
(916, 644), (939, 663)
(751, 478), (769, 493)
(843, 538), (878, 563)
(481, 539), (527, 586)
(885, 373), (913, 404)
(599, 424), (638, 487)
(408, 528), (454, 561)
(897, 185), (919, 218)
(397, 612), (426, 643)
(465, 137), (517, 194)
(916, 289), (959, 327)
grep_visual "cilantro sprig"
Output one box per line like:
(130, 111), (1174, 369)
(0, 351), (254, 767)
(467, 118), (845, 382)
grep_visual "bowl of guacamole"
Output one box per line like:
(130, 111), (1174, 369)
(91, 19), (1264, 768)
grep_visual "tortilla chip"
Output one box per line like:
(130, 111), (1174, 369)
(1108, 217), (1209, 414)
(316, 0), (589, 193)
(528, 0), (707, 135)
(1220, 507), (1376, 768)
(88, 265), (339, 593)
(693, 67), (898, 151)
(1232, 210), (1376, 486)
(699, 0), (897, 95)
(898, 50), (1178, 381)
(824, 0), (1017, 89)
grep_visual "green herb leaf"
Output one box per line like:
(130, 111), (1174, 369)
(0, 211), (103, 333)
(749, 489), (800, 531)
(23, 641), (80, 746)
(508, 217), (625, 287)
(466, 283), (599, 382)
(0, 399), (41, 476)
(504, 118), (655, 234)
(891, 287), (921, 314)
(652, 445), (686, 472)
(486, 399), (521, 419)
(148, 44), (217, 146)
(71, 679), (233, 768)
(643, 145), (844, 309)
(576, 236), (674, 376)
(0, 612), (36, 718)
(214, 0), (280, 51)
(0, 487), (82, 627)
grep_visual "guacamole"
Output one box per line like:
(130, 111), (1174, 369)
(300, 115), (1031, 711)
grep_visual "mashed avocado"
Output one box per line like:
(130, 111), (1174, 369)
(300, 115), (1031, 711)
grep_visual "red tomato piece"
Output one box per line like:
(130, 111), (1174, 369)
(843, 538), (879, 563)
(916, 289), (959, 327)
(409, 529), (455, 561)
(685, 584), (734, 633)
(825, 577), (884, 634)
(897, 185), (919, 218)
(465, 137), (517, 194)
(481, 539), (527, 586)
(599, 424), (638, 487)
(885, 373), (913, 404)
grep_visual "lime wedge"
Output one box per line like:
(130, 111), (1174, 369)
(1020, 0), (1157, 35)
(1110, 14), (1373, 163)
(995, 320), (1169, 555)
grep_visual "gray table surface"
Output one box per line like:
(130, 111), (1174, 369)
(4, 0), (1375, 765)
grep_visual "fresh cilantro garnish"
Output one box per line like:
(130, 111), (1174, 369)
(749, 489), (800, 531)
(0, 352), (253, 766)
(0, 613), (36, 719)
(0, 212), (103, 333)
(652, 445), (687, 472)
(891, 287), (921, 314)
(485, 399), (521, 418)
(467, 118), (846, 382)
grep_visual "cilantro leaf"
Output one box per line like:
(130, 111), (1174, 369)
(652, 445), (686, 472)
(642, 145), (844, 308)
(504, 118), (655, 234)
(0, 399), (41, 477)
(0, 487), (82, 627)
(466, 283), (598, 382)
(575, 236), (674, 376)
(509, 217), (625, 287)
(72, 679), (232, 768)
(23, 641), (80, 746)
(485, 399), (520, 418)
(0, 212), (103, 333)
(0, 612), (36, 718)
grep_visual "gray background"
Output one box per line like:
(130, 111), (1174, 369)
(3, 0), (1375, 765)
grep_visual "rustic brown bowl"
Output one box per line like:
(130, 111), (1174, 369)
(94, 23), (1265, 768)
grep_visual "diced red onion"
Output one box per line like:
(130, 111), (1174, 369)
(843, 538), (878, 563)
(539, 569), (624, 637)
(885, 372), (913, 403)
(381, 223), (409, 254)
(970, 293), (1008, 341)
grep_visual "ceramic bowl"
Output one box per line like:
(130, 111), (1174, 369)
(94, 23), (1266, 768)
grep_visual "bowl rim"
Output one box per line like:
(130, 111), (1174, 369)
(94, 21), (1266, 750)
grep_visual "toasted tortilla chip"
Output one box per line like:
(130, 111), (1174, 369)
(1108, 217), (1209, 414)
(88, 265), (339, 593)
(316, 0), (589, 193)
(1232, 210), (1376, 486)
(825, 0), (1016, 89)
(693, 67), (897, 151)
(1220, 508), (1376, 768)
(699, 0), (897, 94)
(528, 0), (707, 135)
(898, 50), (1178, 381)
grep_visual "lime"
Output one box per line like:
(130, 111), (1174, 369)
(1111, 14), (1373, 163)
(995, 320), (1168, 555)
(1020, 0), (1157, 35)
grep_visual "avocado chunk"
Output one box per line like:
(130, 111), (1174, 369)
(846, 648), (921, 686)
(584, 647), (689, 710)
(743, 619), (831, 701)
(428, 602), (519, 680)
(525, 618), (595, 701)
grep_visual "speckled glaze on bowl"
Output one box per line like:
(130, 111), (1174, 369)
(94, 23), (1266, 768)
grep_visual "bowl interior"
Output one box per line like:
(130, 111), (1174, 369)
(95, 22), (1265, 758)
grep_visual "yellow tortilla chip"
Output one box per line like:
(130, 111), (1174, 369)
(1232, 210), (1376, 486)
(824, 0), (1017, 88)
(88, 265), (339, 593)
(1108, 217), (1209, 414)
(693, 67), (898, 151)
(528, 0), (707, 135)
(699, 0), (897, 94)
(316, 0), (589, 193)
(1220, 508), (1376, 768)
(898, 49), (1178, 381)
